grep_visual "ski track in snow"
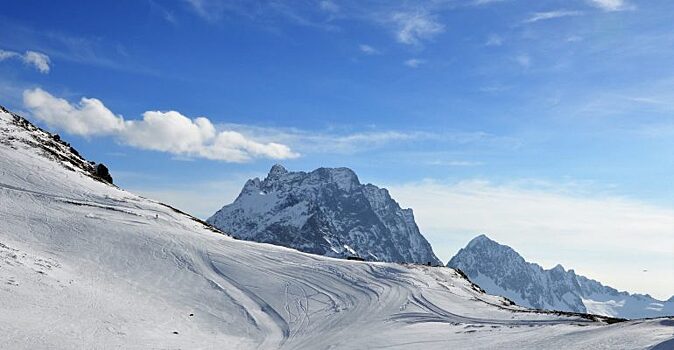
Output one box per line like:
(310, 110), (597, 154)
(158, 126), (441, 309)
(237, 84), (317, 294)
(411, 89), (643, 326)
(1, 110), (674, 349)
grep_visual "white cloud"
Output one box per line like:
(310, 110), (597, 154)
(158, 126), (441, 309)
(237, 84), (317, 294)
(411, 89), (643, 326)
(387, 179), (674, 299)
(404, 58), (425, 68)
(391, 11), (444, 45)
(22, 88), (298, 162)
(0, 49), (19, 60)
(524, 10), (583, 23)
(23, 51), (51, 73)
(359, 44), (379, 55)
(23, 88), (125, 135)
(0, 49), (51, 73)
(588, 0), (631, 11)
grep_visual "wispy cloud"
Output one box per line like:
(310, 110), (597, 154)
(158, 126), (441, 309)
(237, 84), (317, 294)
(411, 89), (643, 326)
(524, 10), (583, 23)
(566, 35), (583, 42)
(479, 84), (512, 93)
(22, 88), (298, 162)
(0, 21), (157, 75)
(485, 34), (503, 46)
(184, 0), (338, 30)
(232, 128), (432, 154)
(472, 0), (508, 5)
(588, 0), (632, 11)
(359, 44), (379, 55)
(184, 0), (227, 22)
(515, 54), (531, 67)
(149, 0), (178, 24)
(404, 58), (426, 68)
(390, 11), (444, 46)
(318, 0), (339, 14)
(0, 49), (50, 73)
(182, 1), (450, 47)
(218, 123), (514, 156)
(426, 160), (484, 167)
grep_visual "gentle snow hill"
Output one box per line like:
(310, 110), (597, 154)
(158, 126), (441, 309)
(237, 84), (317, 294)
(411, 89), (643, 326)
(448, 234), (674, 320)
(1, 106), (673, 349)
(208, 164), (441, 265)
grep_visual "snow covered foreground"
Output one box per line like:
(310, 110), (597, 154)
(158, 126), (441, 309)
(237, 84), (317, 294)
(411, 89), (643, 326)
(0, 110), (673, 349)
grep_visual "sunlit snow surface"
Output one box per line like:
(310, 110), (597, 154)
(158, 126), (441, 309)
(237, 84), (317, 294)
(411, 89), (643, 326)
(0, 109), (673, 349)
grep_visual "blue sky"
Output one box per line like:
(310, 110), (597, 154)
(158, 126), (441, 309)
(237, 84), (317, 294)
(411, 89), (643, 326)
(1, 0), (673, 298)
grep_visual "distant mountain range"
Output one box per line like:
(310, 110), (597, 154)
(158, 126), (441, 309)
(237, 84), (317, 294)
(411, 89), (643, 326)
(207, 164), (441, 265)
(208, 165), (674, 320)
(447, 234), (674, 319)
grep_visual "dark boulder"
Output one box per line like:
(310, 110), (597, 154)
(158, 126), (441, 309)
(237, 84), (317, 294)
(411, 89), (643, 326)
(94, 163), (113, 184)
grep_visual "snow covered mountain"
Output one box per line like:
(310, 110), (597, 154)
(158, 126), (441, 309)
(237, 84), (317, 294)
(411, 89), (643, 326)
(1, 105), (674, 349)
(448, 234), (674, 319)
(207, 165), (442, 265)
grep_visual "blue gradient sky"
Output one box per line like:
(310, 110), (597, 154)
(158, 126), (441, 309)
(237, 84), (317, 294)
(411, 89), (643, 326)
(1, 0), (672, 298)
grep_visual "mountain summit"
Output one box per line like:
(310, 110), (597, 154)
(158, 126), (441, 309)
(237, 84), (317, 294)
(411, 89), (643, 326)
(208, 165), (442, 265)
(447, 235), (674, 319)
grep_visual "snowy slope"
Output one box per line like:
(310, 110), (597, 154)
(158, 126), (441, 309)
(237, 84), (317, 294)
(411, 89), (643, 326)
(1, 107), (673, 349)
(448, 234), (674, 319)
(207, 164), (441, 265)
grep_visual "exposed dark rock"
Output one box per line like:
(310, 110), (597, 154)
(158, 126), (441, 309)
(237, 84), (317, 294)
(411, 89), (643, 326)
(95, 163), (113, 184)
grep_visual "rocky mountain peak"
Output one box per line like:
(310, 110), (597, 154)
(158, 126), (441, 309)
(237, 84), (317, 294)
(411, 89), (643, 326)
(466, 234), (494, 248)
(267, 163), (289, 179)
(551, 264), (566, 273)
(208, 165), (441, 265)
(310, 167), (360, 192)
(448, 234), (674, 319)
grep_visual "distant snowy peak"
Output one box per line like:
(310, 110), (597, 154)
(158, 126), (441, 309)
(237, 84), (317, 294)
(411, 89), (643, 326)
(208, 164), (441, 265)
(448, 235), (674, 319)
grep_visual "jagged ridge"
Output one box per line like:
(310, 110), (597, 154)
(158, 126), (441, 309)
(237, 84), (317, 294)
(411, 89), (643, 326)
(447, 234), (674, 319)
(0, 105), (113, 185)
